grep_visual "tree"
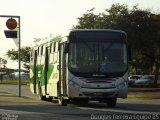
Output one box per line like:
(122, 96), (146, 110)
(0, 58), (7, 79)
(74, 8), (103, 29)
(74, 3), (160, 86)
(6, 46), (31, 70)
(0, 58), (7, 69)
(128, 8), (160, 86)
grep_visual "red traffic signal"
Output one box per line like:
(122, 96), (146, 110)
(6, 18), (17, 30)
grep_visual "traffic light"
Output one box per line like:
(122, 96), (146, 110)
(4, 18), (18, 38)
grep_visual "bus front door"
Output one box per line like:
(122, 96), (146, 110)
(33, 50), (37, 93)
(58, 43), (68, 105)
(44, 47), (49, 94)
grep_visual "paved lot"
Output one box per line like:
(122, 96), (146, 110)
(0, 84), (160, 120)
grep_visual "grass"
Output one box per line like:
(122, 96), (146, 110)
(128, 87), (160, 99)
(128, 92), (160, 99)
(128, 87), (160, 92)
(0, 80), (29, 85)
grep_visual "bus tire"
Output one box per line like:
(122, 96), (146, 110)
(72, 99), (89, 104)
(58, 96), (68, 106)
(38, 84), (46, 101)
(106, 98), (117, 107)
(47, 97), (53, 102)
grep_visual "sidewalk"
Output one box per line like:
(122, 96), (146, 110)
(0, 85), (51, 105)
(0, 91), (41, 104)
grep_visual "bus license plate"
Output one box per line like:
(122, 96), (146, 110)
(93, 92), (103, 96)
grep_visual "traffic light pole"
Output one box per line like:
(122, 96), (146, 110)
(18, 16), (21, 97)
(0, 15), (21, 97)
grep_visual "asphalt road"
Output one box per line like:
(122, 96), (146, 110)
(0, 84), (160, 120)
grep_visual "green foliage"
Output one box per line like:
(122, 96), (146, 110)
(6, 47), (31, 70)
(74, 8), (102, 29)
(0, 80), (29, 85)
(0, 58), (8, 79)
(0, 58), (7, 69)
(74, 3), (160, 86)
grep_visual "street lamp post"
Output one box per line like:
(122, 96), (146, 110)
(0, 15), (21, 97)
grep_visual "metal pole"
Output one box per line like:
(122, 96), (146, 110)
(18, 16), (21, 97)
(0, 15), (21, 97)
(0, 15), (20, 18)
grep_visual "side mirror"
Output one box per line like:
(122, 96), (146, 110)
(64, 43), (69, 53)
(128, 45), (132, 61)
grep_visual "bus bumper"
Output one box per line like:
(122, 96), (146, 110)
(69, 87), (127, 99)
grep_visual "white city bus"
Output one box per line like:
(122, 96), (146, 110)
(30, 29), (129, 107)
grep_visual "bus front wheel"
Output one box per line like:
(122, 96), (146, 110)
(106, 98), (117, 107)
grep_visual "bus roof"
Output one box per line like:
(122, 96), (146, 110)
(32, 29), (127, 47)
(69, 29), (127, 35)
(69, 29), (127, 43)
(32, 35), (62, 47)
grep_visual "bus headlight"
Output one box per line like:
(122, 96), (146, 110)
(69, 81), (73, 85)
(117, 82), (126, 89)
(69, 80), (81, 88)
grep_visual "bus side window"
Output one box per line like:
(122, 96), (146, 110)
(41, 46), (43, 55)
(30, 50), (33, 63)
(30, 51), (33, 58)
(55, 42), (58, 52)
(38, 47), (39, 56)
(53, 42), (56, 52)
(50, 43), (52, 53)
(53, 42), (58, 63)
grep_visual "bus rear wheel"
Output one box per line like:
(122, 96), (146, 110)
(72, 99), (89, 105)
(106, 98), (117, 107)
(58, 96), (68, 106)
(38, 84), (46, 101)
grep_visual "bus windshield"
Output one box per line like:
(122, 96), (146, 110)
(68, 41), (127, 75)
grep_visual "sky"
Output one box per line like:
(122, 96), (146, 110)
(0, 0), (160, 69)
